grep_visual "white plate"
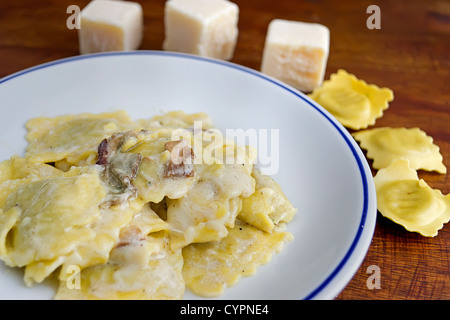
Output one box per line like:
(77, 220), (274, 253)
(0, 51), (376, 300)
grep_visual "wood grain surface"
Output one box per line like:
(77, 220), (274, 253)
(0, 0), (449, 300)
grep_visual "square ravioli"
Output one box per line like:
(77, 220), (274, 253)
(55, 232), (185, 300)
(25, 111), (136, 166)
(0, 166), (109, 284)
(309, 69), (394, 130)
(353, 127), (446, 173)
(166, 163), (255, 250)
(182, 220), (293, 297)
(0, 156), (64, 207)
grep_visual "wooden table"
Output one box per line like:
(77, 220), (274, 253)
(0, 0), (448, 300)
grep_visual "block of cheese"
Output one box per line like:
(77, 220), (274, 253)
(261, 19), (330, 93)
(78, 0), (143, 54)
(163, 0), (239, 60)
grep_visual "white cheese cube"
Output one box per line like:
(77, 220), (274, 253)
(261, 19), (330, 93)
(78, 0), (143, 54)
(163, 0), (239, 60)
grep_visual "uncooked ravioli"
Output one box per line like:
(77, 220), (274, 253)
(374, 159), (450, 237)
(309, 69), (393, 130)
(353, 127), (446, 173)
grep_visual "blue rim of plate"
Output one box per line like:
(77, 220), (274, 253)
(0, 50), (371, 300)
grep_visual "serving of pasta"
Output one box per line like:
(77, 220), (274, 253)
(0, 110), (296, 299)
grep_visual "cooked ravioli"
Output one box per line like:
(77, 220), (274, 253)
(309, 69), (394, 130)
(25, 111), (135, 166)
(166, 163), (255, 249)
(55, 232), (184, 300)
(239, 168), (297, 233)
(133, 150), (197, 203)
(140, 111), (213, 130)
(0, 156), (63, 207)
(0, 166), (107, 284)
(0, 155), (62, 183)
(127, 203), (169, 235)
(182, 220), (293, 297)
(0, 110), (297, 299)
(353, 127), (446, 173)
(374, 159), (450, 237)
